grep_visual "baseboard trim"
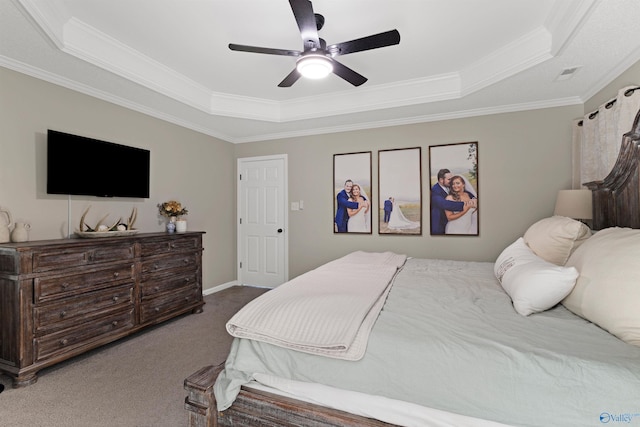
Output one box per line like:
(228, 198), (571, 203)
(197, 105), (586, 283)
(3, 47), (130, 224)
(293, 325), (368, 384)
(203, 281), (238, 295)
(203, 281), (274, 296)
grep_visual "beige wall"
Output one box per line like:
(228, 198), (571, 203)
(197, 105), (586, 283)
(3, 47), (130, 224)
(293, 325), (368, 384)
(3, 57), (639, 286)
(234, 106), (582, 278)
(0, 67), (236, 290)
(236, 60), (640, 279)
(584, 60), (640, 113)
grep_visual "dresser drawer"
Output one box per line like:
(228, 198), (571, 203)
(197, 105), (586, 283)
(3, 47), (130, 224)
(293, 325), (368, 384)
(34, 284), (134, 334)
(32, 242), (135, 273)
(34, 308), (135, 361)
(0, 250), (18, 275)
(140, 253), (198, 277)
(140, 270), (199, 301)
(140, 236), (200, 257)
(139, 286), (201, 324)
(34, 264), (135, 303)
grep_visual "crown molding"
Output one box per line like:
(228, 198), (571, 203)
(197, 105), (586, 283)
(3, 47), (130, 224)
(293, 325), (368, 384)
(278, 73), (462, 121)
(17, 0), (66, 49)
(461, 27), (553, 95)
(231, 96), (585, 143)
(0, 55), (235, 142)
(1, 54), (586, 144)
(62, 17), (214, 113)
(546, 0), (599, 55)
(580, 44), (640, 102)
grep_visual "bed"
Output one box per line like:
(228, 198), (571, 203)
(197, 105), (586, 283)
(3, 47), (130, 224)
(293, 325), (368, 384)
(184, 111), (640, 427)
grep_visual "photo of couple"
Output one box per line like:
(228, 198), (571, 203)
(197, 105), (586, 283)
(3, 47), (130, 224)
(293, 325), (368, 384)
(429, 142), (479, 235)
(335, 180), (371, 233)
(333, 152), (372, 234)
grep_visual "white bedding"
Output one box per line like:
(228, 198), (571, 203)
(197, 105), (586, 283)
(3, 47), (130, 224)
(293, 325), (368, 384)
(246, 375), (512, 427)
(226, 251), (406, 360)
(215, 257), (640, 427)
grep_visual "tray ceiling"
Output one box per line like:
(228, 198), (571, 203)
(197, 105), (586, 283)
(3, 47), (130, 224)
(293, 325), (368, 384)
(2, 0), (640, 142)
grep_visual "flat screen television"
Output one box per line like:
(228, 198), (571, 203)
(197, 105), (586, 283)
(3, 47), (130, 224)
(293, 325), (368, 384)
(47, 129), (150, 198)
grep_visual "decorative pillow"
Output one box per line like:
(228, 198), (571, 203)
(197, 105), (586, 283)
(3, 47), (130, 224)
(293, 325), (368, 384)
(495, 238), (579, 316)
(523, 216), (592, 265)
(563, 227), (640, 346)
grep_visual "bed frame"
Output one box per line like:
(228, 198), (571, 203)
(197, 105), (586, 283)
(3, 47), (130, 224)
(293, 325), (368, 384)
(184, 108), (640, 427)
(585, 106), (640, 230)
(184, 364), (393, 427)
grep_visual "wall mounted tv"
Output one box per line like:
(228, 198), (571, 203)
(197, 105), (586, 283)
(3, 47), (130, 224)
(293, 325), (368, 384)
(47, 130), (150, 198)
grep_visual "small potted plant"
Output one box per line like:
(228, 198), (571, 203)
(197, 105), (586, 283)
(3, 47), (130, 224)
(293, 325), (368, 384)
(158, 200), (188, 233)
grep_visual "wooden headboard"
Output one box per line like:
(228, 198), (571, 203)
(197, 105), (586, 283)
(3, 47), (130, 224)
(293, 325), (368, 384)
(585, 107), (640, 230)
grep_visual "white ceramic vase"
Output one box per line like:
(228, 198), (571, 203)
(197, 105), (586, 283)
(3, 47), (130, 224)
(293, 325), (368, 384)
(0, 207), (13, 243)
(11, 222), (30, 242)
(175, 219), (187, 233)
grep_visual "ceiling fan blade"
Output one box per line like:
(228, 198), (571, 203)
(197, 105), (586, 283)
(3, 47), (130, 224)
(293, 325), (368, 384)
(288, 0), (320, 49)
(331, 60), (367, 87)
(278, 69), (302, 87)
(229, 43), (301, 57)
(328, 29), (400, 56)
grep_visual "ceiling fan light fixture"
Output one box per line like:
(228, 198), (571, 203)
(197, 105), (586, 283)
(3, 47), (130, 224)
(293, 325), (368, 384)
(296, 54), (333, 79)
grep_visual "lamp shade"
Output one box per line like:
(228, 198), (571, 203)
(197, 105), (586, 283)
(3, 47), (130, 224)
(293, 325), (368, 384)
(554, 189), (593, 220)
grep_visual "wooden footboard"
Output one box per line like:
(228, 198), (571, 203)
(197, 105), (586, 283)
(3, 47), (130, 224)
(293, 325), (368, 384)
(184, 364), (396, 427)
(184, 364), (220, 427)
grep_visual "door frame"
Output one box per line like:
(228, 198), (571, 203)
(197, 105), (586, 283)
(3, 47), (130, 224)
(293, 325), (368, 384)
(236, 154), (289, 286)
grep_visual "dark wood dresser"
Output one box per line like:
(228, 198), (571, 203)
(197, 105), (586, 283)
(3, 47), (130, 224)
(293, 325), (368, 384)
(0, 231), (204, 387)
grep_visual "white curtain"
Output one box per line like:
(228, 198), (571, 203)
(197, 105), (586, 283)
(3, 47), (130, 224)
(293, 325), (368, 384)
(574, 85), (640, 187)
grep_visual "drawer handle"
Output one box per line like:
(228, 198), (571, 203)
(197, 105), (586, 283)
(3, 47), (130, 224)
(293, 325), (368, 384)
(60, 339), (68, 346)
(113, 272), (120, 278)
(59, 310), (67, 318)
(154, 307), (161, 313)
(61, 282), (69, 290)
(111, 321), (118, 327)
(184, 278), (190, 283)
(112, 296), (119, 302)
(170, 243), (176, 249)
(153, 263), (159, 270)
(183, 259), (189, 264)
(184, 296), (190, 302)
(154, 286), (160, 292)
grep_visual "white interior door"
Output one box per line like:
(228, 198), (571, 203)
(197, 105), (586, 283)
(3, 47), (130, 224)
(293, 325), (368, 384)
(237, 155), (288, 287)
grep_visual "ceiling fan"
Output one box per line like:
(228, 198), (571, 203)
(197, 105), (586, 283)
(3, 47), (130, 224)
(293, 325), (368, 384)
(228, 0), (400, 87)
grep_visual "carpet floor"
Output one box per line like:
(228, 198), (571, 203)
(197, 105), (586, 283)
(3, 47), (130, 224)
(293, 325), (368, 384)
(0, 285), (268, 427)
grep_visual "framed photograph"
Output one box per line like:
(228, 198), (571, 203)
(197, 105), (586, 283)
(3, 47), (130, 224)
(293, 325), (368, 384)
(378, 147), (422, 235)
(333, 151), (372, 234)
(428, 142), (478, 236)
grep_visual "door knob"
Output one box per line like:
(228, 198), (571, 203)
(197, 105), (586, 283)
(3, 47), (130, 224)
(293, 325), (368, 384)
(277, 228), (283, 233)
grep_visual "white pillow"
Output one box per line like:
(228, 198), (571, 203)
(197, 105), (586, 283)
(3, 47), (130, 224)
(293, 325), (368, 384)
(523, 216), (591, 265)
(495, 238), (579, 316)
(563, 227), (640, 346)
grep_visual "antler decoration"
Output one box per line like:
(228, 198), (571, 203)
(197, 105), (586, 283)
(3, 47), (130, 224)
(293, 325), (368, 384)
(78, 206), (138, 232)
(127, 207), (137, 230)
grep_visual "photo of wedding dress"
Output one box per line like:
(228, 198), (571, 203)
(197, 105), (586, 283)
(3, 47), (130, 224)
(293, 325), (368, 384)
(445, 176), (478, 235)
(388, 200), (420, 230)
(347, 184), (370, 232)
